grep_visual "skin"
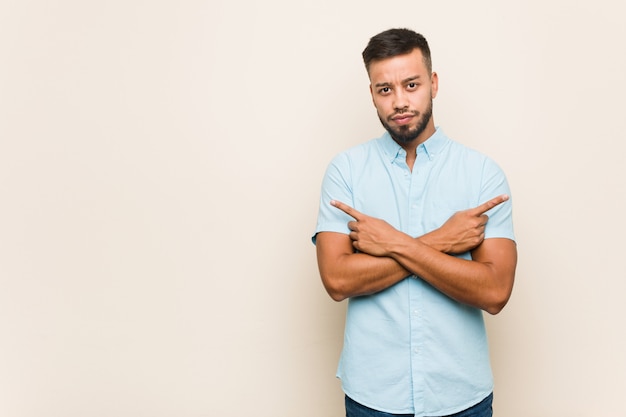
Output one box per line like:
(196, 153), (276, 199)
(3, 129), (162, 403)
(369, 48), (439, 169)
(315, 49), (517, 314)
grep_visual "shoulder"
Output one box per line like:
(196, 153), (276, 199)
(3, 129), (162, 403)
(445, 138), (505, 173)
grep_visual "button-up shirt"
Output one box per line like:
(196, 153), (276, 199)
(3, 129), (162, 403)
(312, 128), (515, 415)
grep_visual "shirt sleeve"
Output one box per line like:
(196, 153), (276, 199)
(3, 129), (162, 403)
(480, 157), (516, 241)
(311, 153), (355, 245)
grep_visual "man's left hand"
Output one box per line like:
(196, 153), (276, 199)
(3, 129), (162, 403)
(330, 200), (405, 257)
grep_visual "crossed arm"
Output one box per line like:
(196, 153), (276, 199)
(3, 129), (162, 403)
(315, 195), (517, 315)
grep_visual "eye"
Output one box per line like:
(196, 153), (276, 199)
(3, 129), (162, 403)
(379, 87), (391, 95)
(407, 82), (418, 90)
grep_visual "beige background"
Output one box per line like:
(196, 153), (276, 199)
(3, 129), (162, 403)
(1, 1), (625, 416)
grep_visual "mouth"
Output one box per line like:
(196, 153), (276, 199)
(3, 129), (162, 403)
(391, 113), (415, 125)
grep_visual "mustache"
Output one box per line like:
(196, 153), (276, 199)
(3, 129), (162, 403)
(389, 109), (419, 120)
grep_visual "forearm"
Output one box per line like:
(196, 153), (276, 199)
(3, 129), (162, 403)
(388, 235), (517, 314)
(316, 233), (411, 301)
(416, 230), (453, 253)
(323, 196), (516, 311)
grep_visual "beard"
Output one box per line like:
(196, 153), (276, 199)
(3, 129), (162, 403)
(378, 99), (433, 145)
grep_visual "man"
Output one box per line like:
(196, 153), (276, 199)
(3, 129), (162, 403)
(312, 28), (517, 417)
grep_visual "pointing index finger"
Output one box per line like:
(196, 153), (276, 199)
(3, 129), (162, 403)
(468, 194), (509, 216)
(330, 200), (363, 220)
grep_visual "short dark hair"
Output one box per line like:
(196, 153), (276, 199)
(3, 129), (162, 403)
(362, 28), (432, 74)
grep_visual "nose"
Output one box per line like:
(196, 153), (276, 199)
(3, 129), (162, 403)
(393, 89), (409, 112)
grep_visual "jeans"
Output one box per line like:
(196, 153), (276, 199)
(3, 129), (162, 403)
(345, 392), (493, 417)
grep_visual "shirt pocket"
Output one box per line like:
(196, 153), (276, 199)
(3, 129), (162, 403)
(424, 199), (472, 232)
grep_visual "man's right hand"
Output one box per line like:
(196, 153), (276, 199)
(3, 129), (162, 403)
(419, 194), (509, 254)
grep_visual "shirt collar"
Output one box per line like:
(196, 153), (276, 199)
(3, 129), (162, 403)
(380, 126), (449, 163)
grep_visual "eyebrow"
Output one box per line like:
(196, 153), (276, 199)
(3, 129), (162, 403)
(374, 75), (421, 89)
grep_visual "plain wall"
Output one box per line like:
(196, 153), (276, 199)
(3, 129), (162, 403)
(1, 1), (625, 416)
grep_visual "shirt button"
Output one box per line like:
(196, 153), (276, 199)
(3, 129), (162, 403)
(413, 310), (419, 316)
(414, 348), (420, 354)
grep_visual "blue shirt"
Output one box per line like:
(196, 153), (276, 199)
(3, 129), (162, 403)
(312, 128), (515, 415)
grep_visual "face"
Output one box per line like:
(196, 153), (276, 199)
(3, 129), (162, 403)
(368, 48), (438, 146)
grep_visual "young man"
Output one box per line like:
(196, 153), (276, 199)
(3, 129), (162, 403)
(312, 28), (517, 417)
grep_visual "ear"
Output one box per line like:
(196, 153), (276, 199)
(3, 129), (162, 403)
(430, 71), (439, 99)
(369, 83), (376, 106)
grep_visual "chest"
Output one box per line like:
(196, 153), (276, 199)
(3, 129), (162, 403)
(351, 155), (482, 236)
